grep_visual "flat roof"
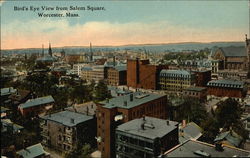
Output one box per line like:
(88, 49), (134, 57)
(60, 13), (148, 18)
(185, 86), (207, 92)
(99, 91), (166, 109)
(116, 116), (178, 140)
(19, 96), (54, 109)
(1, 87), (16, 96)
(41, 110), (93, 127)
(164, 139), (250, 157)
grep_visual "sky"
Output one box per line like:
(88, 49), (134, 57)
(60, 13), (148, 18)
(1, 0), (249, 50)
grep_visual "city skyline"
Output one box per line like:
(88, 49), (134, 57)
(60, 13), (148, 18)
(1, 0), (249, 50)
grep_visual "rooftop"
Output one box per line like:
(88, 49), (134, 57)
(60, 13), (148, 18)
(214, 130), (243, 147)
(41, 110), (93, 127)
(1, 87), (17, 96)
(164, 139), (250, 157)
(19, 96), (54, 109)
(99, 91), (166, 109)
(65, 101), (96, 116)
(160, 69), (193, 77)
(116, 116), (178, 140)
(207, 79), (244, 88)
(1, 119), (24, 133)
(220, 46), (247, 57)
(16, 143), (49, 158)
(185, 86), (207, 92)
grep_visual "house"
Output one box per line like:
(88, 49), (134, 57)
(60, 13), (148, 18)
(40, 110), (96, 152)
(18, 96), (54, 117)
(16, 143), (50, 158)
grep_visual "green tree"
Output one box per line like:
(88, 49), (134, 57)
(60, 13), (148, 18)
(94, 80), (111, 101)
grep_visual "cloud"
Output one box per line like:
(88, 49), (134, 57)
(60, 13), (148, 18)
(1, 19), (247, 49)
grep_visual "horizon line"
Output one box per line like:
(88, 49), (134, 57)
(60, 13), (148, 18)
(2, 40), (244, 51)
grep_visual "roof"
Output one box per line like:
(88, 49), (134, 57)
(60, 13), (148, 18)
(114, 65), (127, 71)
(19, 96), (54, 109)
(36, 55), (56, 62)
(214, 131), (243, 147)
(220, 46), (247, 57)
(164, 139), (250, 157)
(1, 87), (17, 96)
(99, 91), (166, 109)
(116, 116), (178, 140)
(65, 101), (97, 116)
(160, 69), (193, 78)
(1, 106), (10, 113)
(1, 119), (24, 133)
(185, 87), (207, 92)
(16, 143), (49, 158)
(207, 79), (245, 88)
(180, 122), (203, 142)
(41, 110), (93, 127)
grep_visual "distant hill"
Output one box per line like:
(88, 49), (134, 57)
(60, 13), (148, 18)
(2, 41), (245, 55)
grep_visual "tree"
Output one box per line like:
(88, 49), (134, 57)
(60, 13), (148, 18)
(65, 144), (92, 158)
(94, 80), (111, 101)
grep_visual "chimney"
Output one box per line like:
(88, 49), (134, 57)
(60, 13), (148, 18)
(141, 123), (145, 130)
(70, 118), (74, 124)
(86, 106), (89, 115)
(182, 120), (186, 128)
(167, 120), (171, 125)
(123, 101), (127, 106)
(130, 94), (133, 102)
(142, 115), (146, 121)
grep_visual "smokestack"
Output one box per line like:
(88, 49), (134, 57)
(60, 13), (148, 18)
(142, 115), (145, 121)
(86, 106), (89, 115)
(113, 56), (116, 67)
(166, 120), (169, 125)
(182, 120), (186, 128)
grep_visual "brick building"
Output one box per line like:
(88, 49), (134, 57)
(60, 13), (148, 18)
(183, 87), (207, 102)
(115, 117), (179, 158)
(81, 65), (104, 82)
(207, 79), (247, 98)
(18, 96), (54, 117)
(159, 69), (196, 92)
(96, 92), (168, 158)
(40, 111), (96, 153)
(127, 58), (168, 90)
(106, 65), (127, 86)
(193, 70), (211, 87)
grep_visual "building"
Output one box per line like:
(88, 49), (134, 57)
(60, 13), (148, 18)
(1, 87), (17, 103)
(18, 96), (55, 117)
(179, 121), (203, 143)
(65, 101), (97, 116)
(214, 130), (243, 148)
(183, 87), (207, 102)
(164, 139), (250, 157)
(72, 63), (89, 76)
(127, 58), (168, 90)
(81, 65), (104, 82)
(65, 54), (86, 64)
(16, 143), (50, 158)
(207, 79), (247, 99)
(193, 70), (211, 87)
(96, 92), (168, 158)
(115, 116), (179, 158)
(106, 65), (127, 86)
(40, 111), (96, 152)
(159, 69), (196, 92)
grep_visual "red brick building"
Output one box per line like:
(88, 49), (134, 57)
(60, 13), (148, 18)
(96, 92), (168, 158)
(193, 70), (211, 87)
(127, 58), (168, 90)
(183, 86), (207, 102)
(207, 79), (247, 98)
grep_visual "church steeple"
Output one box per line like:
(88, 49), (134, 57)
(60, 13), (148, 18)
(48, 42), (52, 57)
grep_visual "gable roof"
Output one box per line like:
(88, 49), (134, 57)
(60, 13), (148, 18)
(19, 96), (54, 109)
(220, 46), (246, 57)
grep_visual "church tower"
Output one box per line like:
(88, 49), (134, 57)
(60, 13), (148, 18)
(48, 43), (52, 57)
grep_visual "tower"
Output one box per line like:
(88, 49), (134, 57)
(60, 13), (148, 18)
(90, 42), (93, 62)
(42, 44), (44, 57)
(48, 43), (52, 57)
